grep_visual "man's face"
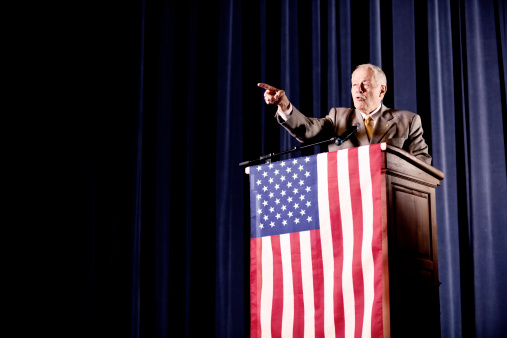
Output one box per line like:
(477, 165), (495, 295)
(351, 67), (386, 114)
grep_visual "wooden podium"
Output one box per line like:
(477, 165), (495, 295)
(380, 144), (444, 337)
(244, 143), (444, 337)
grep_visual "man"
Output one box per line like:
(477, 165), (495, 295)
(258, 63), (432, 164)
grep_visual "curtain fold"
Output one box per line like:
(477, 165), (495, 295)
(76, 0), (507, 337)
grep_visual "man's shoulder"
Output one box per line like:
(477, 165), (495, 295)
(381, 106), (418, 121)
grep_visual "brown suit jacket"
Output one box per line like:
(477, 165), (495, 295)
(277, 104), (432, 164)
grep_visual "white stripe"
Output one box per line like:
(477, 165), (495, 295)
(337, 149), (356, 338)
(358, 146), (375, 338)
(280, 234), (294, 337)
(260, 236), (273, 338)
(300, 230), (315, 338)
(316, 153), (336, 337)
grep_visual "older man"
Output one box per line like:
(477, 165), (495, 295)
(258, 64), (432, 164)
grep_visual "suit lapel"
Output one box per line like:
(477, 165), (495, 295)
(350, 110), (370, 146)
(371, 105), (395, 144)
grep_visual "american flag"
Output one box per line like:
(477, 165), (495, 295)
(249, 144), (384, 338)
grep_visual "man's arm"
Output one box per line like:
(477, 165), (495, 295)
(407, 114), (432, 165)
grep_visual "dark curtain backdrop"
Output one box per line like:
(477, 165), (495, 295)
(60, 0), (507, 337)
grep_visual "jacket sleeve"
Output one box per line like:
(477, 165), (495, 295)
(276, 106), (336, 143)
(407, 114), (432, 165)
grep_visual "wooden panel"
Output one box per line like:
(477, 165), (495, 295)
(392, 185), (433, 261)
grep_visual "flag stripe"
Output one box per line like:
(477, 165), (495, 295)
(290, 232), (305, 337)
(271, 236), (284, 337)
(336, 149), (356, 338)
(260, 236), (273, 338)
(358, 146), (375, 338)
(348, 148), (365, 338)
(369, 146), (384, 338)
(310, 229), (325, 337)
(317, 152), (337, 337)
(251, 238), (262, 338)
(300, 230), (315, 338)
(281, 234), (294, 337)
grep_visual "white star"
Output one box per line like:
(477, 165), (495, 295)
(293, 188), (299, 194)
(257, 194), (262, 200)
(305, 157), (310, 162)
(257, 166), (263, 171)
(257, 209), (262, 214)
(268, 164), (274, 169)
(299, 180), (304, 186)
(280, 161), (286, 167)
(270, 222), (275, 228)
(300, 209), (306, 216)
(306, 201), (312, 207)
(269, 177), (274, 184)
(293, 203), (299, 209)
(286, 167), (292, 173)
(281, 190), (286, 196)
(282, 220), (288, 226)
(298, 165), (304, 171)
(280, 176), (286, 182)
(262, 186), (268, 192)
(269, 192), (274, 198)
(275, 213), (281, 219)
(262, 200), (268, 206)
(281, 205), (287, 211)
(269, 207), (274, 213)
(292, 173), (298, 180)
(259, 223), (264, 229)
(305, 186), (311, 192)
(305, 171), (310, 177)
(307, 216), (312, 222)
(274, 169), (279, 175)
(262, 171), (268, 177)
(295, 218), (300, 224)
(288, 211), (293, 218)
(263, 215), (269, 221)
(292, 159), (298, 165)
(256, 179), (262, 185)
(287, 182), (292, 188)
(299, 194), (305, 201)
(275, 198), (280, 204)
(287, 197), (293, 203)
(275, 184), (280, 190)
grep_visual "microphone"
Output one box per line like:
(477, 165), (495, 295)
(335, 123), (361, 146)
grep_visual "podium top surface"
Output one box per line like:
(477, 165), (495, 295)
(381, 143), (444, 181)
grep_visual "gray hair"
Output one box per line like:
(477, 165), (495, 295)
(353, 64), (387, 86)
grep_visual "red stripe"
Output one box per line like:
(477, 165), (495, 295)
(369, 145), (384, 337)
(290, 232), (305, 336)
(327, 151), (345, 337)
(271, 235), (283, 338)
(348, 147), (365, 338)
(310, 229), (325, 337)
(250, 238), (262, 338)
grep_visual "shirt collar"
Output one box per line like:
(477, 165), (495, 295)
(359, 104), (382, 121)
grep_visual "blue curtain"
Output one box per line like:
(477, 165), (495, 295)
(72, 0), (507, 337)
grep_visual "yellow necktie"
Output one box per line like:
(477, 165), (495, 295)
(365, 115), (374, 140)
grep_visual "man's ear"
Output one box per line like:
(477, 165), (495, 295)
(380, 85), (387, 97)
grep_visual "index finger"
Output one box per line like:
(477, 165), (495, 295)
(257, 83), (279, 92)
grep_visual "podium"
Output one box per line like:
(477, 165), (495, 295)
(246, 143), (443, 337)
(380, 144), (443, 337)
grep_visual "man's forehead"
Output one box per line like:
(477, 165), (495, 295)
(352, 68), (376, 82)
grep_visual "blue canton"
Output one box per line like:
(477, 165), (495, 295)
(250, 155), (320, 238)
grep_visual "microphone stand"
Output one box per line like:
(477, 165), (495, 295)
(239, 125), (359, 167)
(239, 137), (335, 167)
